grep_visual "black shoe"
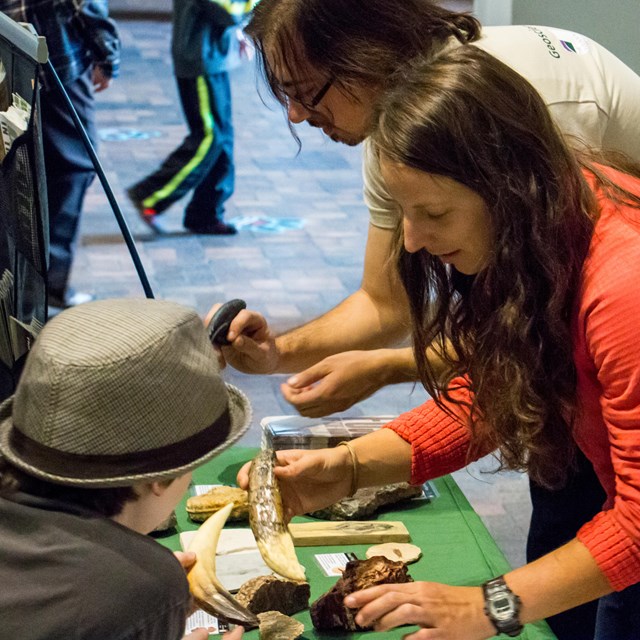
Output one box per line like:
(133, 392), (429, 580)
(184, 221), (238, 235)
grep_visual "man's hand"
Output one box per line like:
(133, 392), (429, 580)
(344, 582), (493, 640)
(281, 350), (392, 417)
(92, 66), (112, 92)
(237, 447), (353, 521)
(205, 305), (280, 374)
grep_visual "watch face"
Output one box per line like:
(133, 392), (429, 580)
(483, 578), (522, 637)
(489, 594), (516, 620)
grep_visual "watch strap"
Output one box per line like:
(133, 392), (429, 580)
(482, 576), (523, 637)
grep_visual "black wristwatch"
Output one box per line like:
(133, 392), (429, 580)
(482, 576), (523, 637)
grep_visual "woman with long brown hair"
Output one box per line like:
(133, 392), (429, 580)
(238, 46), (640, 638)
(225, 8), (640, 636)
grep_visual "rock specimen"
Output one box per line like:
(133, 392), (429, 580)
(235, 575), (310, 615)
(310, 556), (413, 631)
(257, 611), (304, 640)
(366, 542), (422, 563)
(309, 482), (422, 520)
(186, 485), (249, 522)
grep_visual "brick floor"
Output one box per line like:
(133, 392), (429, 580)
(74, 16), (531, 568)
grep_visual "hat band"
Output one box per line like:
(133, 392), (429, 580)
(8, 409), (232, 480)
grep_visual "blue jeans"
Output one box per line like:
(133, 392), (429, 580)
(129, 72), (234, 225)
(594, 581), (640, 640)
(42, 68), (97, 297)
(528, 449), (607, 640)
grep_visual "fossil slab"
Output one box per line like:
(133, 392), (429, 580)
(309, 482), (423, 520)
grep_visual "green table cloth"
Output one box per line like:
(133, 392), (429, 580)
(160, 447), (556, 640)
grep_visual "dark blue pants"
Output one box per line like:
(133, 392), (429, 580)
(527, 448), (607, 640)
(129, 72), (234, 226)
(594, 581), (640, 640)
(41, 69), (96, 297)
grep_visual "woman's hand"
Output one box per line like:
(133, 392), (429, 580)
(237, 430), (411, 520)
(344, 582), (494, 640)
(237, 447), (353, 521)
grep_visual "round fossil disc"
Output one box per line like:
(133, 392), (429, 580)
(365, 542), (422, 564)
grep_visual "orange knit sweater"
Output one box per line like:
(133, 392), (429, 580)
(385, 166), (640, 591)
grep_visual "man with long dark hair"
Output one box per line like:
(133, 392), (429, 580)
(209, 2), (640, 638)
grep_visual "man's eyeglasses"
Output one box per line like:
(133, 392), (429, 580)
(286, 77), (334, 111)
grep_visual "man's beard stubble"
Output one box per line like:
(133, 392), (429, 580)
(329, 133), (362, 147)
(307, 117), (365, 147)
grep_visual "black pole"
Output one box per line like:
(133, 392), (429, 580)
(45, 61), (154, 299)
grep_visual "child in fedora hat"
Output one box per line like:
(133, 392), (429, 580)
(0, 298), (251, 640)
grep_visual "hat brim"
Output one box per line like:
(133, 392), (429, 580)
(0, 384), (252, 488)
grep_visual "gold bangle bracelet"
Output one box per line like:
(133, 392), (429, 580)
(338, 440), (359, 497)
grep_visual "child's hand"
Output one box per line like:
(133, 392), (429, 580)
(183, 629), (210, 640)
(174, 551), (201, 614)
(183, 623), (243, 639)
(174, 550), (197, 573)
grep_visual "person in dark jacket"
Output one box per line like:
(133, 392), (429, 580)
(127, 0), (258, 236)
(1, 0), (120, 309)
(0, 298), (251, 640)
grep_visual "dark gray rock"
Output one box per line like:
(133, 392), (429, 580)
(309, 482), (423, 520)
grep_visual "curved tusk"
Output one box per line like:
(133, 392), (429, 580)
(249, 448), (307, 582)
(186, 501), (259, 628)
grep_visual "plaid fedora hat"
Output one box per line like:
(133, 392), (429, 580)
(0, 298), (252, 487)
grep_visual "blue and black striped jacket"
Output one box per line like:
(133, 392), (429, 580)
(0, 0), (120, 86)
(172, 0), (258, 77)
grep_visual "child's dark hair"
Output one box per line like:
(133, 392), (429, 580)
(0, 458), (138, 518)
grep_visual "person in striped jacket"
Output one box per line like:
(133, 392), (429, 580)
(128, 0), (258, 235)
